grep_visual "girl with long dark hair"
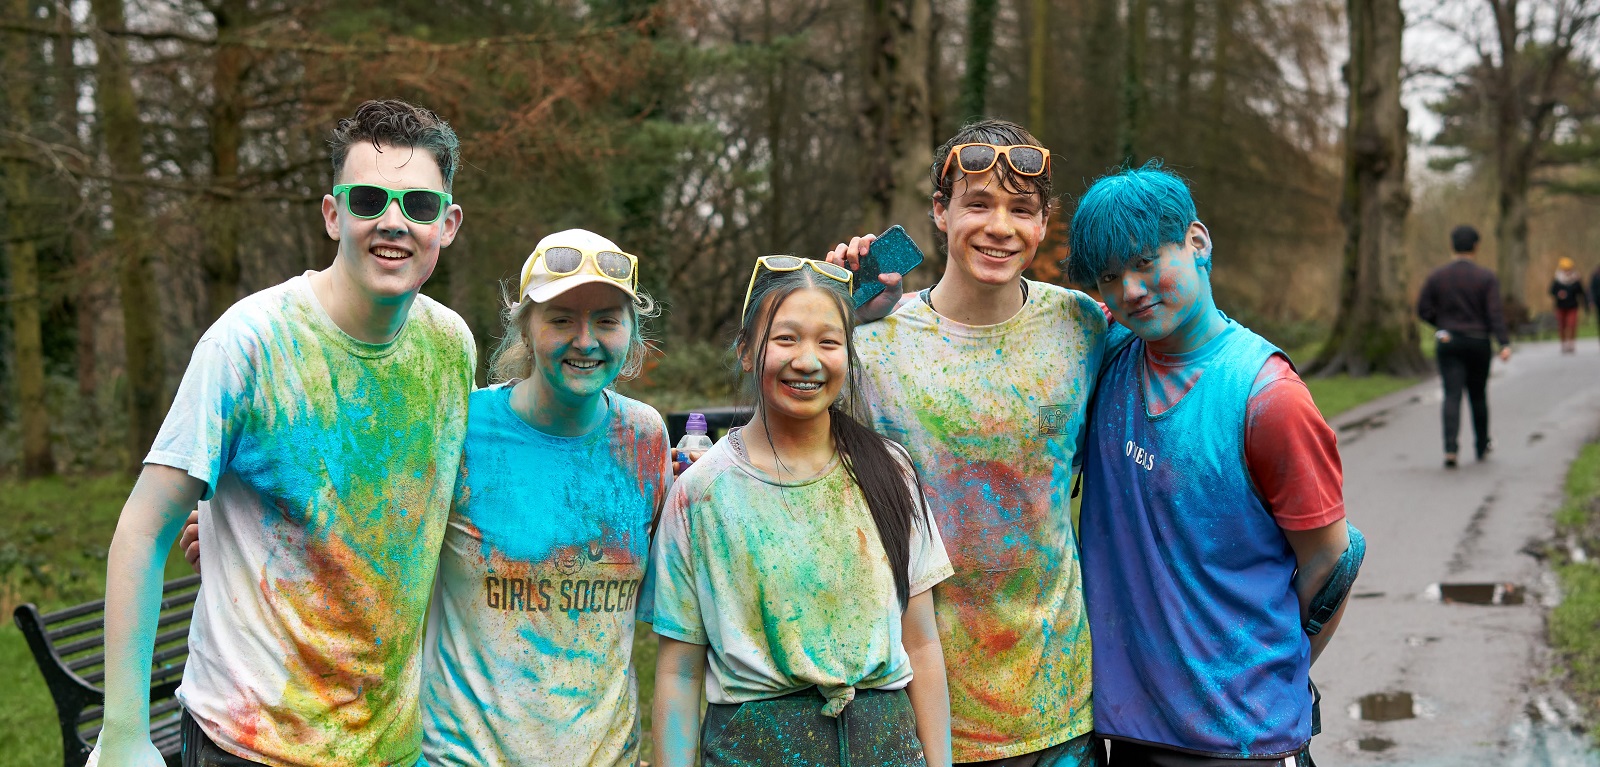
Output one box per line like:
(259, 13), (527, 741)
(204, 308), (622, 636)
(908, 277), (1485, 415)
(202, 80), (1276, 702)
(650, 257), (954, 767)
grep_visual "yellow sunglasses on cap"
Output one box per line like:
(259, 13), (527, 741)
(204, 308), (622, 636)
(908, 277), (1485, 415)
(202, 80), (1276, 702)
(741, 256), (853, 317)
(520, 244), (639, 297)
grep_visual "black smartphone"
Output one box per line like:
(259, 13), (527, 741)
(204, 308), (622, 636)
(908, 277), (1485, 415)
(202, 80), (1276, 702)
(852, 224), (925, 308)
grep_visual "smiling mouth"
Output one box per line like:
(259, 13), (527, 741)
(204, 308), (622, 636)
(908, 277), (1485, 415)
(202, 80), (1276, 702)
(781, 380), (824, 394)
(564, 360), (602, 372)
(371, 246), (411, 261)
(1128, 302), (1159, 318)
(974, 246), (1014, 260)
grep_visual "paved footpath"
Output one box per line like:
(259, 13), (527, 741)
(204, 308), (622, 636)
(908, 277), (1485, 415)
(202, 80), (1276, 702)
(1314, 339), (1600, 766)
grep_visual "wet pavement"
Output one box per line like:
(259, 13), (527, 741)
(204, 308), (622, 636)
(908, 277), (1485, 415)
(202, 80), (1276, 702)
(1313, 340), (1600, 765)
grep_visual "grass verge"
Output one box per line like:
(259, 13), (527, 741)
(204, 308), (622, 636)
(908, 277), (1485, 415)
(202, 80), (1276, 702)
(1550, 442), (1600, 740)
(1304, 374), (1422, 420)
(0, 475), (190, 765)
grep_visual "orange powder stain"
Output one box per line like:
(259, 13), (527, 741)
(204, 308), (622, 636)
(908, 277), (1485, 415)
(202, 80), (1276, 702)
(978, 627), (1021, 654)
(259, 526), (425, 753)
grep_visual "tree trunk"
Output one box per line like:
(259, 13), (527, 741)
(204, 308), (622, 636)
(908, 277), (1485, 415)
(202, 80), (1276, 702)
(4, 0), (57, 477)
(55, 0), (98, 401)
(763, 0), (787, 256)
(1121, 0), (1149, 162)
(1085, 0), (1122, 167)
(1173, 0), (1199, 157)
(1312, 0), (1426, 376)
(204, 0), (247, 326)
(861, 0), (935, 273)
(1028, 0), (1047, 136)
(91, 0), (166, 468)
(1206, 0), (1234, 184)
(958, 0), (998, 121)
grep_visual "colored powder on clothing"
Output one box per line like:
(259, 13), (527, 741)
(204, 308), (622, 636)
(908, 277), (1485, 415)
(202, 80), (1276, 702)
(422, 386), (670, 767)
(148, 274), (475, 767)
(651, 434), (953, 711)
(852, 282), (1107, 762)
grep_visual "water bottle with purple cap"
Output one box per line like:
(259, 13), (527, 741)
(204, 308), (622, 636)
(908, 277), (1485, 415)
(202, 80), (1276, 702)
(674, 412), (714, 473)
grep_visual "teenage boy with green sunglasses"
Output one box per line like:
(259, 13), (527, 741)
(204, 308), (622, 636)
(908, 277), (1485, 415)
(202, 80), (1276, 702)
(827, 119), (1120, 767)
(91, 99), (476, 767)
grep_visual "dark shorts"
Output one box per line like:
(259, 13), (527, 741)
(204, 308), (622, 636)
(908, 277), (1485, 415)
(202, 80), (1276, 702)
(700, 687), (925, 767)
(959, 732), (1102, 766)
(181, 710), (269, 767)
(1103, 738), (1314, 767)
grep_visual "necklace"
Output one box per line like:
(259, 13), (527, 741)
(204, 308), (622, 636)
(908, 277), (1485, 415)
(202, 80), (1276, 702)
(926, 279), (1029, 314)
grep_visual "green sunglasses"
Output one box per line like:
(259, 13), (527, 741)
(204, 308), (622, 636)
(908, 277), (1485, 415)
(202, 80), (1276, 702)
(332, 184), (454, 225)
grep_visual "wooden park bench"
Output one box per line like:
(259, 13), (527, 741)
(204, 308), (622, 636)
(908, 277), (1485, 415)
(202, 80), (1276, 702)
(13, 575), (199, 767)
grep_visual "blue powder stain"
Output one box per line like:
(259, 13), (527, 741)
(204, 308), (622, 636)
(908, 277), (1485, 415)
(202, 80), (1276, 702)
(459, 387), (656, 566)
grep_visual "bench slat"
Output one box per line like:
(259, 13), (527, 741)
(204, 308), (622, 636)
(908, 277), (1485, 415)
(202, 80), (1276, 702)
(67, 625), (189, 674)
(82, 646), (188, 686)
(39, 575), (200, 626)
(80, 698), (183, 741)
(58, 617), (190, 662)
(39, 576), (203, 630)
(48, 592), (198, 645)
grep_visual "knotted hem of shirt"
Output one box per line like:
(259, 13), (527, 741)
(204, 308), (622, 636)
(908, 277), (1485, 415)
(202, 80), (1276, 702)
(819, 684), (856, 717)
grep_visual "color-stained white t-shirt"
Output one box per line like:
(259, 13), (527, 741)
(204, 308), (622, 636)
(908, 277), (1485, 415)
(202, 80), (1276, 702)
(422, 385), (670, 767)
(853, 282), (1109, 761)
(147, 274), (475, 767)
(651, 430), (954, 712)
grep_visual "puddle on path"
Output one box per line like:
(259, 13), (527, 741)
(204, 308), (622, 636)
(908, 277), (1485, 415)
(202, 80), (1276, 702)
(1357, 736), (1397, 752)
(1351, 691), (1416, 721)
(1426, 582), (1526, 605)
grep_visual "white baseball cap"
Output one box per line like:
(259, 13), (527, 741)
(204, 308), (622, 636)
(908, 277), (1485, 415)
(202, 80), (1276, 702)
(518, 228), (639, 304)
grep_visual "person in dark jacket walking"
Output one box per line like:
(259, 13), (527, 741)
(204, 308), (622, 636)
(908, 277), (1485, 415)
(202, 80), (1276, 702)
(1417, 225), (1513, 469)
(1589, 263), (1600, 349)
(1550, 257), (1586, 354)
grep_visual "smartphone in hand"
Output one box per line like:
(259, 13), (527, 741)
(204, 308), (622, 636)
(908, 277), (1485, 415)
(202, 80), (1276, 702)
(852, 224), (925, 308)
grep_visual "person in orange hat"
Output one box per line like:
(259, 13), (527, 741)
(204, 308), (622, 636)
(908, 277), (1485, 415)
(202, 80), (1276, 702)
(1550, 256), (1587, 354)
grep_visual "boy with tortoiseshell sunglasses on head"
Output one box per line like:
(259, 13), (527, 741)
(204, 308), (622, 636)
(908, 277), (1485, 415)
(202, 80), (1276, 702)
(827, 119), (1122, 767)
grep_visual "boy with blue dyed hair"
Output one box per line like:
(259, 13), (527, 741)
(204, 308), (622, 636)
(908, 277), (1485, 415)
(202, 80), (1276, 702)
(93, 100), (476, 767)
(1068, 163), (1353, 767)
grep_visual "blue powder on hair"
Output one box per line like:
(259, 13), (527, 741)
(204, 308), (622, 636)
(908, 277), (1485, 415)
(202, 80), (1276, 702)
(1067, 160), (1198, 287)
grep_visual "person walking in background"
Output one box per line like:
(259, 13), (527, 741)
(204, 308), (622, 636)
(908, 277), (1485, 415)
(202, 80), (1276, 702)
(1417, 225), (1512, 469)
(1550, 257), (1587, 354)
(1590, 262), (1600, 348)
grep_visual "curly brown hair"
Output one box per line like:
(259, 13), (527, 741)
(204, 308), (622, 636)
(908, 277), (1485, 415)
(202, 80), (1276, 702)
(328, 99), (461, 191)
(929, 118), (1054, 218)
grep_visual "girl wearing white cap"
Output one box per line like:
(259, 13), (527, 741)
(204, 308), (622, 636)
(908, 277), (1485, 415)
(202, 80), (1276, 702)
(420, 228), (671, 766)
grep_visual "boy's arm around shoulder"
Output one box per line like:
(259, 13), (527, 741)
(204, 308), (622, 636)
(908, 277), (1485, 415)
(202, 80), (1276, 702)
(91, 466), (206, 767)
(1244, 360), (1351, 664)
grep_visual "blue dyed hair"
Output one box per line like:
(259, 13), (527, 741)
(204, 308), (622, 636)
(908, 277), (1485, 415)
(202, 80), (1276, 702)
(1066, 161), (1199, 287)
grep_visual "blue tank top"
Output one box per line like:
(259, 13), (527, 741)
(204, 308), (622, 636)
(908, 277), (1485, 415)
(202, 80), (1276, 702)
(1081, 321), (1311, 757)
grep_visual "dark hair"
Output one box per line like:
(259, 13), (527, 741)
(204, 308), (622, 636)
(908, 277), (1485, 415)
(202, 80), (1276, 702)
(1450, 225), (1480, 254)
(329, 100), (461, 191)
(930, 119), (1055, 219)
(1066, 160), (1198, 287)
(735, 264), (928, 608)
